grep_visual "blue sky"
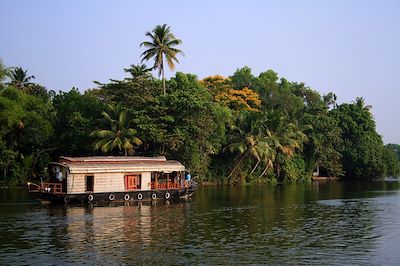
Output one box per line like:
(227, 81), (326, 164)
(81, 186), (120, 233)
(1, 0), (399, 143)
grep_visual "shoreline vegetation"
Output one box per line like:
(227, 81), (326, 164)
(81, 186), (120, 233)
(1, 24), (400, 187)
(1, 176), (398, 190)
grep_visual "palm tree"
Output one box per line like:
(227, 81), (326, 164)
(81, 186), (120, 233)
(90, 105), (142, 156)
(225, 111), (310, 182)
(124, 63), (153, 80)
(140, 24), (184, 95)
(265, 112), (310, 181)
(9, 67), (35, 90)
(354, 97), (372, 112)
(323, 92), (337, 109)
(226, 112), (275, 181)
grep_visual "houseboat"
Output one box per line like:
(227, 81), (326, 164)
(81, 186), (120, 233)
(27, 156), (196, 204)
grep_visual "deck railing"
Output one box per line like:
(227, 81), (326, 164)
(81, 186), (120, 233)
(151, 182), (181, 190)
(27, 182), (63, 194)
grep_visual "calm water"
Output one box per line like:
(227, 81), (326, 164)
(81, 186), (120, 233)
(1, 181), (400, 265)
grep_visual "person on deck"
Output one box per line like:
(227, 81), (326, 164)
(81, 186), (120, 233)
(185, 173), (191, 188)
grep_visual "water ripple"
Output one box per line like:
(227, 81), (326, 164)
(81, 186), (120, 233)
(1, 182), (400, 264)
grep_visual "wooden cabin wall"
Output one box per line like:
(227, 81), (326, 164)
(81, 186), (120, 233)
(67, 173), (85, 194)
(67, 173), (125, 194)
(96, 173), (124, 193)
(66, 170), (177, 194)
(141, 172), (151, 190)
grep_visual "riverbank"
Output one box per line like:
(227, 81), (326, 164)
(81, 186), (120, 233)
(311, 176), (339, 181)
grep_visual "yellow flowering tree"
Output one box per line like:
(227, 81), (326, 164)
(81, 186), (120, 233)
(200, 75), (261, 112)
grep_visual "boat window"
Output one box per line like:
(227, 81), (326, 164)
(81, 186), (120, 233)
(86, 175), (94, 192)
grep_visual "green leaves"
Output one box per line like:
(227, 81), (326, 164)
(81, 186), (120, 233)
(124, 64), (153, 79)
(329, 99), (392, 179)
(52, 88), (105, 156)
(140, 24), (184, 95)
(90, 105), (142, 156)
(0, 87), (54, 184)
(1, 57), (395, 185)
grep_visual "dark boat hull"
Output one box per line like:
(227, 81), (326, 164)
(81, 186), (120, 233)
(29, 187), (196, 204)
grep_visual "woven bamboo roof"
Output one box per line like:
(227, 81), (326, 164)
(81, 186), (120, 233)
(60, 156), (167, 163)
(55, 156), (185, 174)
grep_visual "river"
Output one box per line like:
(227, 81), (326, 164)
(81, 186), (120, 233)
(1, 181), (400, 265)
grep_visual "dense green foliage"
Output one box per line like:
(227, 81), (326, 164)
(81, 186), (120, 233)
(1, 63), (398, 186)
(0, 84), (54, 184)
(1, 25), (399, 186)
(90, 105), (142, 156)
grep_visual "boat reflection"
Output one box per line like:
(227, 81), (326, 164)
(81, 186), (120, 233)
(45, 200), (189, 263)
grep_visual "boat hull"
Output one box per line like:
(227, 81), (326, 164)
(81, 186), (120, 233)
(29, 188), (196, 204)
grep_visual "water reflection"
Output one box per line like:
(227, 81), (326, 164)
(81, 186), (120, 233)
(1, 181), (400, 264)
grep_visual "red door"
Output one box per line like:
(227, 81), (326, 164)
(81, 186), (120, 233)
(126, 174), (141, 190)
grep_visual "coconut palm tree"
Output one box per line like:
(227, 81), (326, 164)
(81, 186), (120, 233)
(140, 24), (184, 95)
(9, 67), (35, 90)
(90, 105), (142, 156)
(124, 63), (153, 80)
(354, 97), (372, 112)
(265, 112), (310, 181)
(250, 136), (276, 177)
(226, 112), (275, 181)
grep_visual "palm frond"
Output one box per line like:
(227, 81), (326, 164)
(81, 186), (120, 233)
(132, 137), (142, 145)
(140, 24), (183, 93)
(122, 139), (134, 151)
(93, 138), (110, 151)
(101, 139), (115, 153)
(101, 111), (114, 123)
(119, 110), (127, 125)
(125, 128), (138, 136)
(111, 137), (122, 150)
(94, 130), (115, 138)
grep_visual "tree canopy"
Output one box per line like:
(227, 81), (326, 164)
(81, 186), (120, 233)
(0, 48), (398, 186)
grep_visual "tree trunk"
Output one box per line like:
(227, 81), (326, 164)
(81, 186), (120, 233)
(162, 64), (166, 96)
(160, 143), (165, 155)
(259, 164), (270, 178)
(249, 159), (260, 175)
(274, 159), (281, 181)
(227, 151), (248, 181)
